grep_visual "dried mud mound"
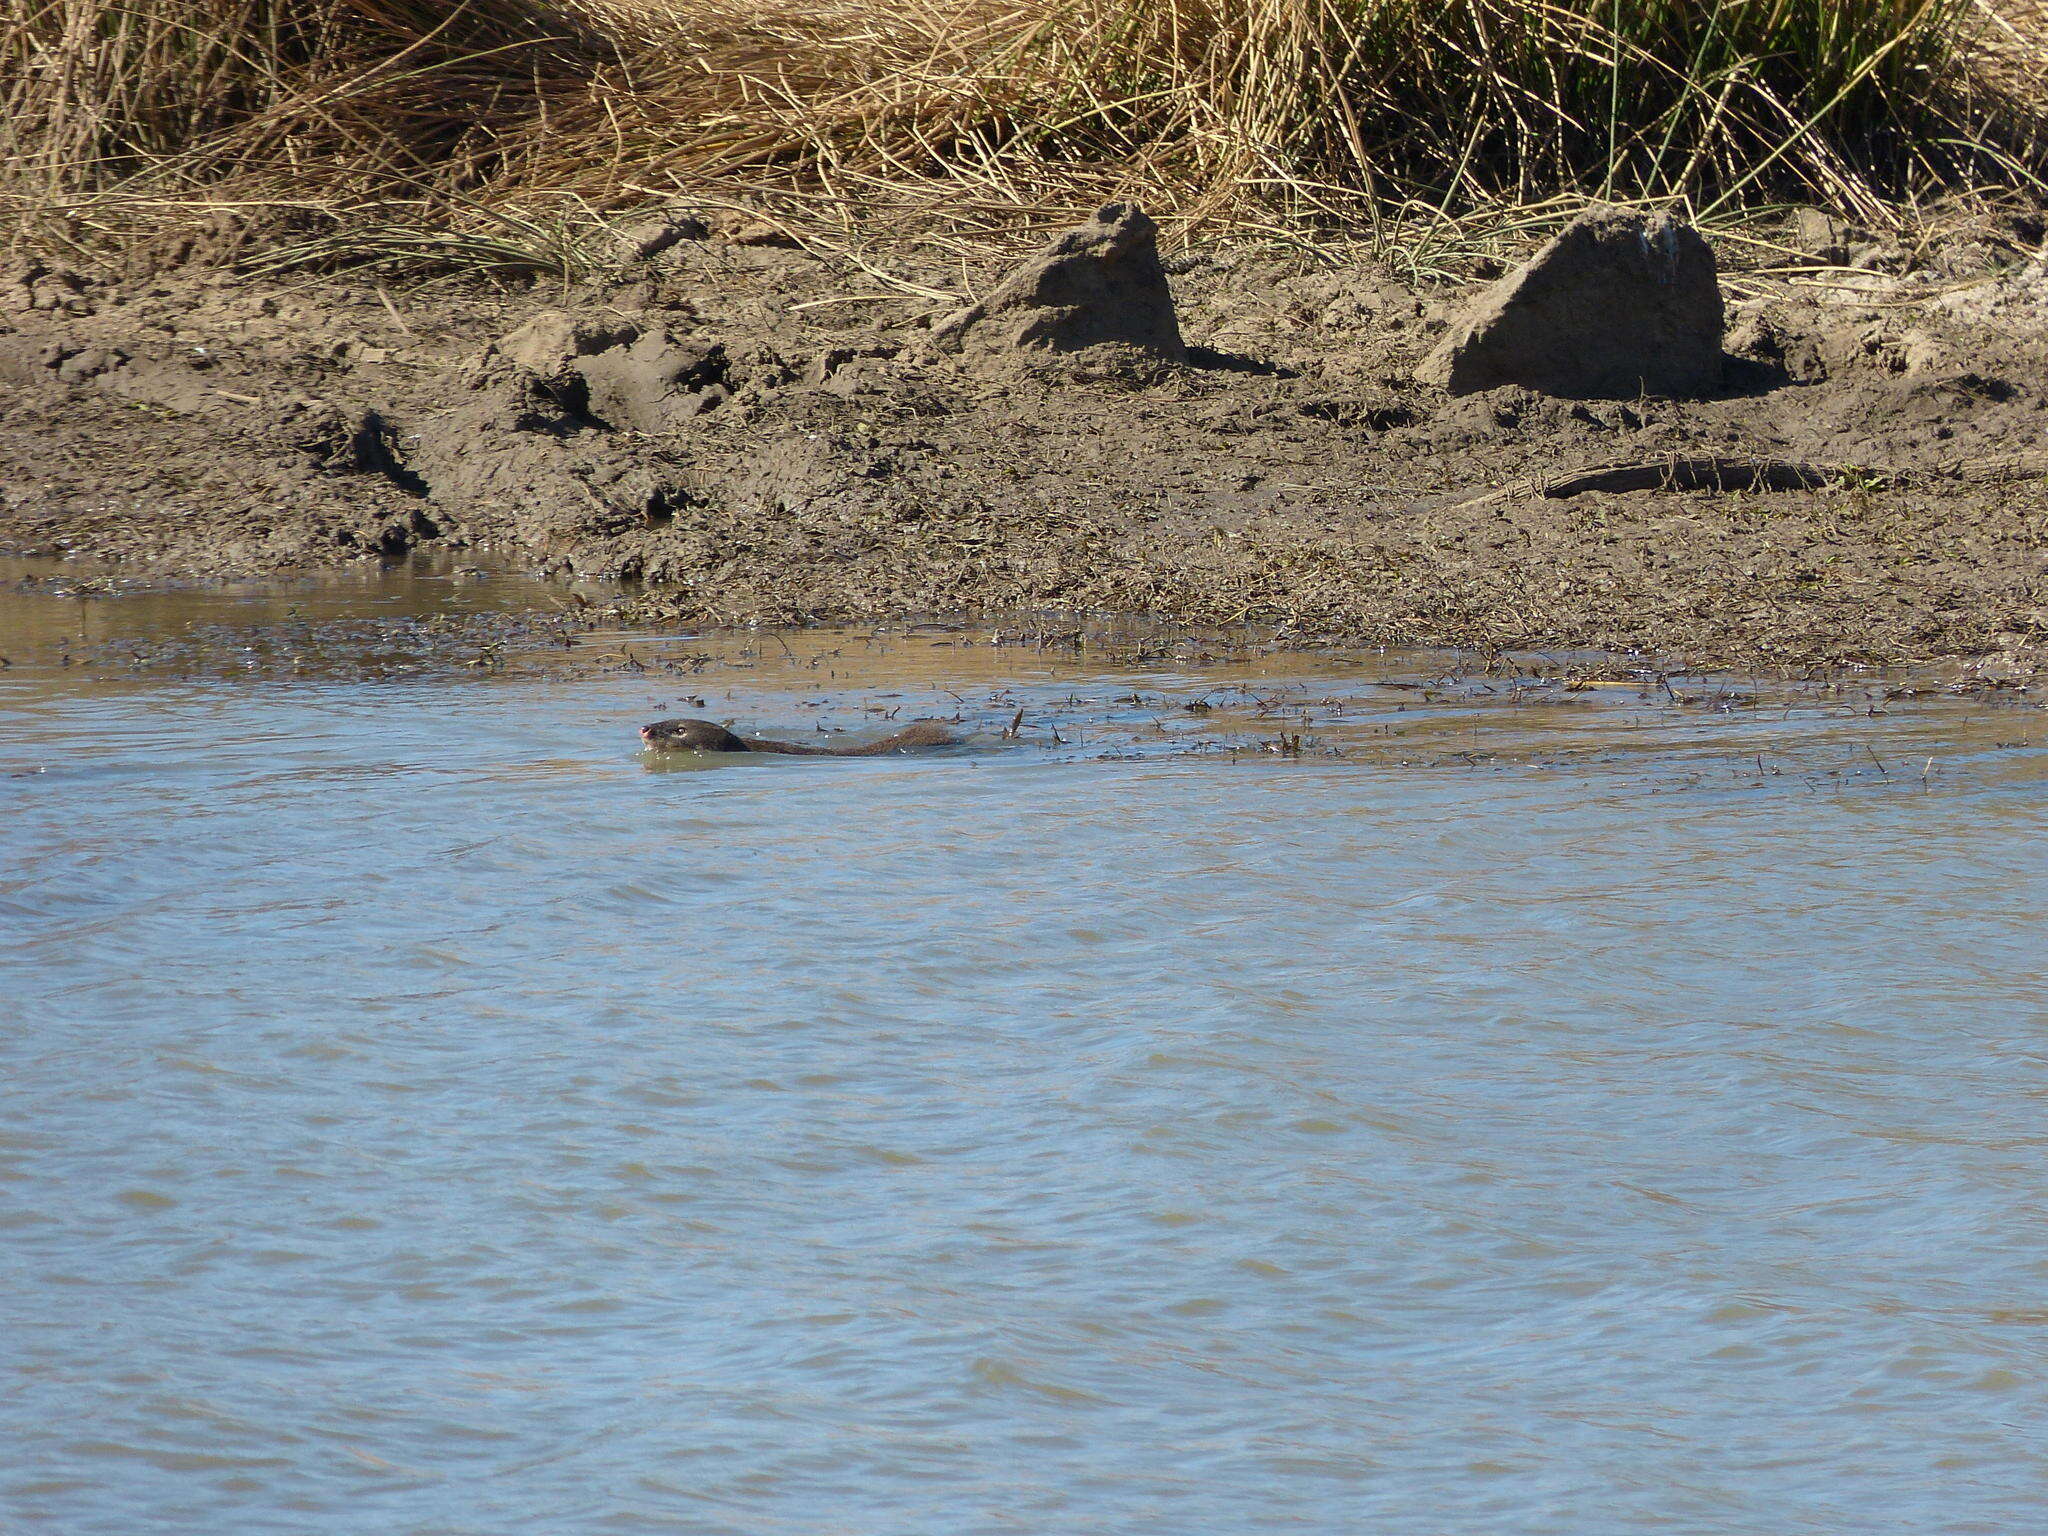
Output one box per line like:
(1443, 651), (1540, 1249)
(932, 203), (1186, 373)
(2, 206), (2046, 671)
(1419, 208), (1724, 398)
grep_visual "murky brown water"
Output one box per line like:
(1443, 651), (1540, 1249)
(4, 561), (2047, 1535)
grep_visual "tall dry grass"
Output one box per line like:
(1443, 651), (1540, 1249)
(0, 0), (2033, 265)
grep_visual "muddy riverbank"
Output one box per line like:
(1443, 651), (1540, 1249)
(4, 213), (2047, 673)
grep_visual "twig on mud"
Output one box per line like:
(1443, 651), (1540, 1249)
(789, 294), (914, 311)
(1438, 455), (1857, 512)
(376, 285), (416, 336)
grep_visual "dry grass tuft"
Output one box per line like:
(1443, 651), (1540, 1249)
(2, 0), (2039, 267)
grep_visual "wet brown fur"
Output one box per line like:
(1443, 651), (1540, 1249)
(640, 718), (956, 755)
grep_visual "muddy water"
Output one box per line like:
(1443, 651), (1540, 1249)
(4, 563), (2047, 1536)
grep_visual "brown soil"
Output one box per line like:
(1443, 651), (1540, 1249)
(4, 218), (2047, 673)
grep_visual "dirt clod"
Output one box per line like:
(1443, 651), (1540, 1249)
(932, 202), (1186, 372)
(616, 214), (711, 264)
(1418, 207), (1724, 399)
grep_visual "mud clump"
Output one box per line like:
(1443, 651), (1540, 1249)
(1419, 208), (1724, 399)
(613, 213), (710, 264)
(0, 261), (95, 317)
(485, 311), (731, 431)
(577, 330), (729, 430)
(932, 203), (1185, 373)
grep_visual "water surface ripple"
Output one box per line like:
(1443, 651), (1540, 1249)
(4, 571), (2047, 1535)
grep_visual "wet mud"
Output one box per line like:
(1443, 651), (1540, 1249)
(4, 214), (2048, 673)
(7, 561), (2038, 796)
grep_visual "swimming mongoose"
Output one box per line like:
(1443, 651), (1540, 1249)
(640, 718), (957, 755)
